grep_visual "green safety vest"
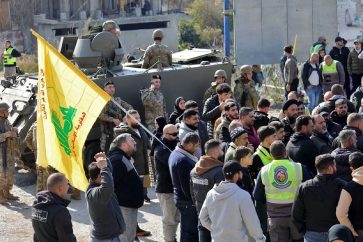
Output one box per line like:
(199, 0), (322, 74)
(3, 48), (16, 65)
(261, 159), (302, 204)
(254, 145), (273, 166)
(322, 60), (337, 74)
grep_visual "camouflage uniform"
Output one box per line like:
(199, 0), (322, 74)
(25, 122), (57, 192)
(234, 76), (259, 109)
(98, 97), (133, 152)
(203, 83), (218, 104)
(140, 88), (167, 132)
(141, 43), (172, 69)
(0, 116), (20, 202)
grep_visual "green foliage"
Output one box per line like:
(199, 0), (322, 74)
(188, 0), (223, 30)
(178, 20), (200, 49)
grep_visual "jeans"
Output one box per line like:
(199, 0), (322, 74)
(176, 203), (199, 242)
(304, 231), (328, 242)
(90, 237), (121, 242)
(198, 223), (211, 242)
(156, 193), (180, 242)
(119, 206), (138, 242)
(305, 85), (321, 112)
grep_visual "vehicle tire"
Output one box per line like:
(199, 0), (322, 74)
(83, 141), (101, 177)
(346, 10), (353, 26)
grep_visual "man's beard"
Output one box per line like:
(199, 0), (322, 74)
(288, 116), (296, 124)
(186, 123), (198, 131)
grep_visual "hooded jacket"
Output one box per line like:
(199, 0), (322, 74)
(154, 138), (177, 193)
(337, 166), (363, 234)
(286, 132), (319, 174)
(190, 155), (224, 213)
(330, 110), (348, 128)
(214, 114), (231, 140)
(86, 162), (125, 240)
(310, 131), (333, 154)
(32, 191), (76, 242)
(199, 182), (266, 242)
(202, 95), (222, 138)
(168, 97), (185, 125)
(179, 121), (209, 159)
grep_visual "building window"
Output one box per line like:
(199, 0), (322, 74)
(54, 28), (77, 36)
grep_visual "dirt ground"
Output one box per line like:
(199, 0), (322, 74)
(0, 169), (170, 242)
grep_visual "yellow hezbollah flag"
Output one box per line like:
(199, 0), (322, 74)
(31, 30), (111, 191)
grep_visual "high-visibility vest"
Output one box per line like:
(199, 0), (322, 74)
(3, 48), (16, 65)
(254, 145), (273, 166)
(261, 159), (302, 204)
(322, 60), (337, 75)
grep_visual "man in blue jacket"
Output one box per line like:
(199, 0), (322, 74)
(169, 132), (200, 242)
(86, 152), (125, 242)
(109, 133), (144, 242)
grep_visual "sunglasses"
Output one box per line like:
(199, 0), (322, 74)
(168, 132), (179, 136)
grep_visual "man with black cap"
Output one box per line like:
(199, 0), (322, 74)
(99, 81), (133, 152)
(347, 39), (363, 94)
(0, 102), (20, 203)
(199, 161), (265, 242)
(140, 74), (167, 132)
(224, 127), (249, 162)
(281, 99), (299, 144)
(330, 36), (350, 97)
(283, 45), (299, 98)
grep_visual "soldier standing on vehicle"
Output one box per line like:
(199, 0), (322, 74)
(0, 102), (20, 203)
(1, 40), (21, 79)
(202, 69), (227, 104)
(141, 74), (167, 132)
(99, 81), (133, 152)
(141, 29), (172, 69)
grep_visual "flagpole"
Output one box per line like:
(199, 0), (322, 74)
(110, 99), (172, 152)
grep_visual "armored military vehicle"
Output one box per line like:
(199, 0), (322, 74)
(1, 30), (233, 170)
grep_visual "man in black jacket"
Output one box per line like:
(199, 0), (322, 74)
(332, 129), (359, 181)
(86, 152), (125, 242)
(301, 53), (322, 112)
(32, 173), (76, 242)
(332, 113), (363, 151)
(281, 99), (299, 144)
(311, 114), (333, 154)
(109, 133), (144, 242)
(330, 36), (350, 97)
(202, 83), (232, 138)
(286, 115), (319, 174)
(330, 99), (349, 127)
(350, 77), (363, 111)
(190, 139), (224, 242)
(154, 124), (180, 242)
(292, 154), (346, 242)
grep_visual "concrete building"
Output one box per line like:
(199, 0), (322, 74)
(0, 0), (188, 55)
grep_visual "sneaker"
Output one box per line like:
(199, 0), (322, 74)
(144, 195), (151, 203)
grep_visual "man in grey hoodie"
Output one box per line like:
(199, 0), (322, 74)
(199, 161), (266, 242)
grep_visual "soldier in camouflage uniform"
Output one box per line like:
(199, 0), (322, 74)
(141, 74), (167, 132)
(202, 69), (227, 104)
(234, 65), (259, 109)
(141, 29), (172, 69)
(99, 81), (133, 152)
(0, 102), (20, 203)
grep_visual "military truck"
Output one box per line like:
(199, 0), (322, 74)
(0, 30), (233, 170)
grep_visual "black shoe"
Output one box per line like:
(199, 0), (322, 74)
(144, 195), (151, 203)
(136, 225), (152, 237)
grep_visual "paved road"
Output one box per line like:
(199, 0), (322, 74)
(0, 169), (175, 242)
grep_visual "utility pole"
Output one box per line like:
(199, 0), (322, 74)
(223, 0), (230, 57)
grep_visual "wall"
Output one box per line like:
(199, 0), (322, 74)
(233, 0), (338, 65)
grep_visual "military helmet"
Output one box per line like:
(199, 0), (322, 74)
(0, 102), (10, 112)
(240, 65), (253, 75)
(214, 69), (227, 78)
(152, 29), (164, 39)
(102, 20), (117, 31)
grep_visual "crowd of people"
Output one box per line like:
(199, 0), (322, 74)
(2, 23), (363, 242)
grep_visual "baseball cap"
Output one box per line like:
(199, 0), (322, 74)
(223, 161), (243, 178)
(335, 36), (343, 42)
